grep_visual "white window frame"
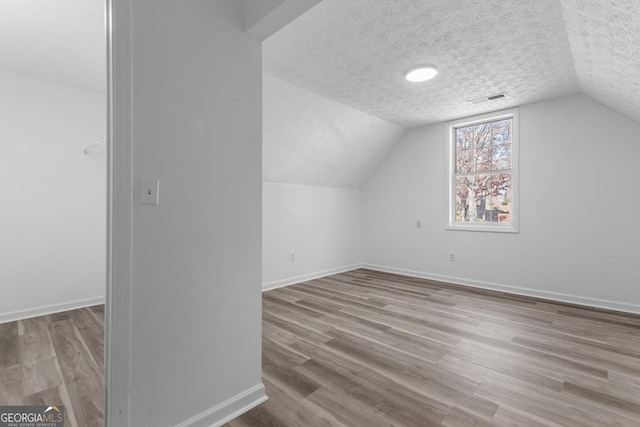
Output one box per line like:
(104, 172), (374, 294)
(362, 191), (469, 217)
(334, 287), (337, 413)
(445, 108), (519, 233)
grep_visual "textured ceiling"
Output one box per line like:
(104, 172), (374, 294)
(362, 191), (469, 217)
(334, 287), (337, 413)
(5, 0), (638, 189)
(263, 74), (404, 188)
(264, 0), (580, 127)
(561, 0), (640, 124)
(0, 0), (105, 93)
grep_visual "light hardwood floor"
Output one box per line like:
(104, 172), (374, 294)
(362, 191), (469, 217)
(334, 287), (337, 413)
(228, 269), (640, 427)
(0, 305), (104, 427)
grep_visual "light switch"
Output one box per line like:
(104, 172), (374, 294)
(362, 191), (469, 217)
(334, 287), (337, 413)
(140, 177), (159, 205)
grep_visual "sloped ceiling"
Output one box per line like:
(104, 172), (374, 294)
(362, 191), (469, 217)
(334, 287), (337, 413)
(561, 0), (640, 124)
(0, 0), (105, 93)
(263, 74), (404, 188)
(264, 0), (640, 188)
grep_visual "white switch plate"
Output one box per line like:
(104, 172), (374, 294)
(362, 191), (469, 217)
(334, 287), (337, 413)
(140, 177), (159, 205)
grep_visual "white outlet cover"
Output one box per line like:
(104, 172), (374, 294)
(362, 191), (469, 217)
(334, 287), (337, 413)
(140, 177), (159, 205)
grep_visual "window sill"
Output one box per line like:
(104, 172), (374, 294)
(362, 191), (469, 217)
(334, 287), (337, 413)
(445, 224), (519, 233)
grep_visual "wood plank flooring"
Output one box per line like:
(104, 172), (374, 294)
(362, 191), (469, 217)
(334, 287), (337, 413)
(228, 269), (640, 427)
(2, 270), (640, 426)
(0, 305), (104, 427)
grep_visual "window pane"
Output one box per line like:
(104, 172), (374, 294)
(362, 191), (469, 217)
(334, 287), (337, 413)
(491, 143), (511, 170)
(476, 146), (492, 171)
(474, 123), (492, 151)
(471, 174), (491, 222)
(456, 149), (474, 173)
(453, 172), (514, 224)
(455, 177), (470, 222)
(491, 174), (512, 223)
(456, 128), (472, 150)
(491, 119), (512, 145)
(455, 174), (497, 223)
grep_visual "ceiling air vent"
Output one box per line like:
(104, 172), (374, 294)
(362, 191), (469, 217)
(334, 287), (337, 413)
(467, 92), (508, 105)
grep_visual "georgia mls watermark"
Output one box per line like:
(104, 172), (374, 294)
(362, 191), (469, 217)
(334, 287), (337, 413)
(0, 406), (64, 427)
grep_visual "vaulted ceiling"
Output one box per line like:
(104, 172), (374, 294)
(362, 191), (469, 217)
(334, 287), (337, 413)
(263, 0), (640, 188)
(0, 0), (105, 93)
(263, 74), (404, 188)
(561, 0), (640, 125)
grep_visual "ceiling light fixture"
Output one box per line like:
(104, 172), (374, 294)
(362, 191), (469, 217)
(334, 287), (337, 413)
(405, 66), (438, 82)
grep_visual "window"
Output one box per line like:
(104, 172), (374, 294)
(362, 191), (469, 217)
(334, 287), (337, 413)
(446, 109), (518, 232)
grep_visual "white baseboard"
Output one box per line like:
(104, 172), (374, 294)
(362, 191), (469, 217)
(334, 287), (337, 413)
(363, 264), (640, 315)
(176, 383), (267, 427)
(262, 264), (362, 292)
(0, 296), (106, 324)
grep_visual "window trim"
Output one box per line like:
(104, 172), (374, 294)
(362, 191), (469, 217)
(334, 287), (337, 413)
(445, 108), (519, 233)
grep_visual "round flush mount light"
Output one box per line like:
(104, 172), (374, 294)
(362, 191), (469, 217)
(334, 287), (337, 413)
(405, 66), (438, 82)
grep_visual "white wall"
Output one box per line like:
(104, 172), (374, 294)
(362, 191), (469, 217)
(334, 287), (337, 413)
(363, 94), (640, 313)
(119, 1), (265, 425)
(0, 70), (105, 321)
(263, 182), (362, 289)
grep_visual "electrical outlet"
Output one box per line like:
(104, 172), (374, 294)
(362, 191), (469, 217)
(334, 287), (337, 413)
(290, 252), (296, 262)
(416, 220), (422, 228)
(449, 252), (455, 262)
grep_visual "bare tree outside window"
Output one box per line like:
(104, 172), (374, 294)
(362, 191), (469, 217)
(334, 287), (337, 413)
(450, 114), (516, 230)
